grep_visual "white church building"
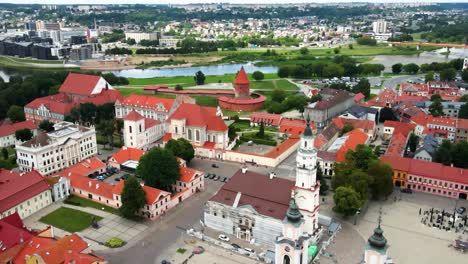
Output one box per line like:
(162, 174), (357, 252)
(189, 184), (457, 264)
(204, 120), (321, 247)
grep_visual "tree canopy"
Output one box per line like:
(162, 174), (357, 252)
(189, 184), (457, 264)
(137, 148), (181, 191)
(194, 71), (206, 85)
(333, 186), (363, 217)
(252, 71), (265, 81)
(119, 176), (147, 219)
(165, 138), (195, 163)
(15, 128), (33, 142)
(7, 105), (25, 122)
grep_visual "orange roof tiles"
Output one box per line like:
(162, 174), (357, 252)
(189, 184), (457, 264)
(59, 73), (102, 96)
(66, 172), (115, 199)
(457, 119), (468, 130)
(279, 118), (308, 135)
(0, 120), (37, 137)
(332, 117), (375, 132)
(385, 132), (407, 157)
(167, 103), (227, 132)
(112, 179), (169, 205)
(427, 116), (456, 127)
(124, 110), (144, 121)
(58, 158), (106, 177)
(34, 234), (88, 264)
(383, 121), (416, 137)
(336, 129), (369, 162)
(13, 236), (56, 264)
(381, 155), (468, 185)
(264, 136), (300, 158)
(179, 166), (200, 182)
(120, 95), (175, 112)
(250, 112), (282, 126)
(111, 147), (145, 164)
(234, 67), (250, 85)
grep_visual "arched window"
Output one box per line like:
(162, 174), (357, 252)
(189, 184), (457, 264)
(283, 255), (290, 264)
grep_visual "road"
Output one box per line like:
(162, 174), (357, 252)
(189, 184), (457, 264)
(96, 155), (298, 264)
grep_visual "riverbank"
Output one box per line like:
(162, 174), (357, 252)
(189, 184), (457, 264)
(0, 55), (78, 69)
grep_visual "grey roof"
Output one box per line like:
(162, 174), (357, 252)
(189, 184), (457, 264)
(344, 105), (378, 118)
(422, 101), (464, 110)
(415, 134), (439, 157)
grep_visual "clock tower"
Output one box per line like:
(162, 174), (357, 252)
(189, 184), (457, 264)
(294, 118), (320, 234)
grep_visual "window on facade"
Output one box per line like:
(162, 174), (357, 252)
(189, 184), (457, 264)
(196, 130), (200, 141)
(188, 129), (192, 140)
(129, 126), (132, 133)
(175, 127), (178, 134)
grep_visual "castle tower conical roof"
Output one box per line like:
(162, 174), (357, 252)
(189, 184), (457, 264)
(234, 67), (250, 85)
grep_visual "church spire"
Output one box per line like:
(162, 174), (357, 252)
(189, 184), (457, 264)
(368, 210), (388, 249)
(284, 197), (303, 224)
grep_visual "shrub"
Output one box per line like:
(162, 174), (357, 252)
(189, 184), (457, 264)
(177, 248), (187, 254)
(105, 237), (126, 248)
(64, 200), (81, 206)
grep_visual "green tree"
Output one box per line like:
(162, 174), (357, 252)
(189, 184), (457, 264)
(39, 120), (54, 132)
(434, 140), (453, 166)
(391, 63), (402, 74)
(462, 69), (468, 83)
(228, 125), (237, 141)
(116, 119), (124, 143)
(333, 186), (362, 217)
(352, 79), (371, 99)
(126, 38), (136, 45)
(1, 148), (8, 160)
(256, 122), (265, 138)
(356, 37), (377, 46)
(430, 94), (441, 101)
(408, 133), (419, 152)
(459, 94), (468, 103)
(323, 64), (345, 78)
(252, 71), (265, 81)
(439, 68), (457, 82)
(341, 124), (354, 135)
(78, 103), (98, 124)
(271, 89), (286, 103)
(97, 120), (115, 149)
(425, 71), (434, 82)
(299, 47), (309, 55)
(316, 162), (328, 195)
(333, 47), (340, 54)
(459, 103), (468, 119)
(367, 161), (394, 199)
(9, 75), (23, 85)
(165, 138), (195, 163)
(348, 44), (353, 49)
(175, 84), (183, 90)
(119, 176), (147, 219)
(402, 63), (419, 74)
(277, 66), (290, 78)
(451, 141), (468, 168)
(15, 128), (33, 142)
(310, 94), (322, 103)
(429, 99), (444, 117)
(194, 70), (206, 85)
(7, 105), (25, 122)
(137, 148), (180, 191)
(345, 144), (378, 171)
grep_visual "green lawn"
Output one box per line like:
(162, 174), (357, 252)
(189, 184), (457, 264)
(65, 195), (119, 215)
(127, 72), (279, 86)
(0, 55), (68, 68)
(40, 207), (103, 232)
(193, 96), (218, 107)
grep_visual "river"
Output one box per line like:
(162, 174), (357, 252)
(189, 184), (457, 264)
(0, 48), (466, 80)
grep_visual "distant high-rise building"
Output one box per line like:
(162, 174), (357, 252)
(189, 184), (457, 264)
(372, 19), (387, 34)
(24, 21), (36, 31)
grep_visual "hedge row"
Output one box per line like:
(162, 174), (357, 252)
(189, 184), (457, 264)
(240, 136), (277, 146)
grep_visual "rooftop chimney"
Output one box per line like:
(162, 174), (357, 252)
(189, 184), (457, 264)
(269, 172), (276, 180)
(241, 167), (248, 174)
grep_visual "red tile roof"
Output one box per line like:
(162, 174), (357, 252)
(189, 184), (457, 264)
(234, 67), (250, 85)
(427, 116), (456, 127)
(81, 89), (123, 106)
(112, 181), (169, 205)
(13, 236), (56, 264)
(354, 93), (365, 102)
(384, 121), (416, 137)
(332, 117), (375, 132)
(58, 158), (106, 177)
(167, 103), (227, 132)
(144, 85), (169, 91)
(66, 172), (115, 199)
(163, 132), (172, 142)
(0, 120), (37, 137)
(385, 132), (407, 157)
(33, 234), (90, 264)
(179, 166), (200, 182)
(209, 169), (295, 220)
(25, 94), (78, 115)
(59, 73), (102, 96)
(111, 147), (145, 164)
(362, 88), (397, 108)
(250, 112), (282, 126)
(0, 169), (50, 213)
(119, 95), (175, 112)
(202, 141), (216, 149)
(144, 118), (160, 129)
(279, 118), (308, 135)
(264, 136), (300, 158)
(0, 212), (36, 252)
(457, 119), (468, 130)
(396, 95), (429, 103)
(336, 129), (369, 162)
(124, 110), (144, 121)
(381, 155), (468, 185)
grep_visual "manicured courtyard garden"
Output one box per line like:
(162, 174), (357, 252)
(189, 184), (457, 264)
(40, 207), (103, 232)
(65, 195), (119, 215)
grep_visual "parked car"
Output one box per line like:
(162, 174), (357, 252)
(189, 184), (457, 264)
(192, 246), (205, 254)
(114, 178), (121, 181)
(218, 234), (230, 242)
(400, 188), (412, 194)
(204, 173), (211, 178)
(161, 260), (172, 264)
(213, 176), (220, 181)
(212, 164), (219, 168)
(222, 177), (228, 182)
(244, 247), (255, 253)
(231, 243), (241, 249)
(210, 174), (216, 179)
(121, 174), (130, 180)
(96, 176), (104, 181)
(457, 207), (466, 214)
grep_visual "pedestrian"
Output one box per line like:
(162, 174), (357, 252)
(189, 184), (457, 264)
(419, 208), (422, 215)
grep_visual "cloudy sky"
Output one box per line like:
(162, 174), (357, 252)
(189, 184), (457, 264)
(1, 0), (465, 4)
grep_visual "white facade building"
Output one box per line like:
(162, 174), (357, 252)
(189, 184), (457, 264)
(123, 110), (165, 150)
(115, 95), (178, 123)
(124, 32), (159, 43)
(15, 122), (97, 176)
(372, 20), (387, 34)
